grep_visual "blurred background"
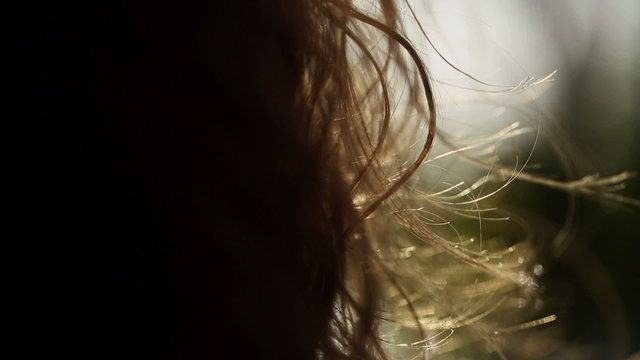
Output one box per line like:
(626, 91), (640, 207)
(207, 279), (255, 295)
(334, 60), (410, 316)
(404, 1), (639, 358)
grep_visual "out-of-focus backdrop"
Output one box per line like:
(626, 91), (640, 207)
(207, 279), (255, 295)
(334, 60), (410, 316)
(406, 1), (639, 358)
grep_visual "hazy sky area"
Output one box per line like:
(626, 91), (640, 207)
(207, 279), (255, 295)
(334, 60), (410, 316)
(398, 0), (639, 176)
(408, 0), (639, 110)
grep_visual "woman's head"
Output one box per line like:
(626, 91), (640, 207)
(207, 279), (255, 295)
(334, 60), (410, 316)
(14, 1), (409, 358)
(13, 1), (637, 359)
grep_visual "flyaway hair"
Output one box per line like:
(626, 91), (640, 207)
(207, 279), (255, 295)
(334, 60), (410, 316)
(292, 1), (638, 359)
(11, 1), (637, 359)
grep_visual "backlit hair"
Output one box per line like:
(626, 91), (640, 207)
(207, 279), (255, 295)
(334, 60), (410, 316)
(294, 1), (638, 359)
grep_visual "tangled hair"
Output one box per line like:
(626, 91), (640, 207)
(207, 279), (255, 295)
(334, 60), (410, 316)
(13, 0), (637, 359)
(293, 1), (638, 359)
(286, 1), (436, 357)
(294, 0), (500, 358)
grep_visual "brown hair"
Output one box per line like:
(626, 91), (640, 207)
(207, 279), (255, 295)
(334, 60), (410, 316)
(13, 0), (637, 359)
(293, 1), (638, 359)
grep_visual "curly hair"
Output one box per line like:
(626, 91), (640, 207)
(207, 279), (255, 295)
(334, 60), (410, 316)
(13, 1), (637, 359)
